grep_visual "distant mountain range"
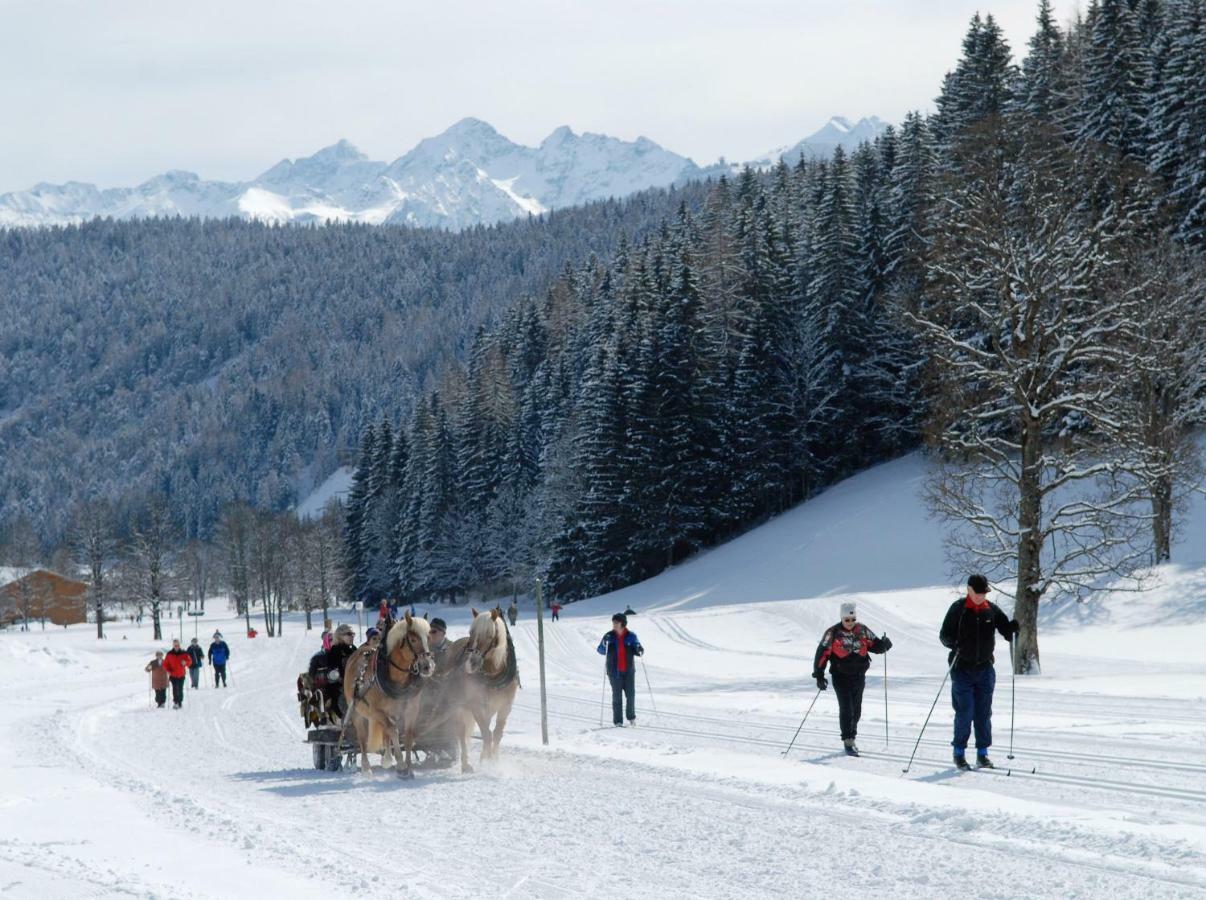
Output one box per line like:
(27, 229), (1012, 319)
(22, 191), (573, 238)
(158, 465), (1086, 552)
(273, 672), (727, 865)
(0, 116), (889, 231)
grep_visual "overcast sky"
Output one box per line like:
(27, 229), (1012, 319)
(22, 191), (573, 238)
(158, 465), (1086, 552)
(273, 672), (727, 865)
(0, 0), (1071, 193)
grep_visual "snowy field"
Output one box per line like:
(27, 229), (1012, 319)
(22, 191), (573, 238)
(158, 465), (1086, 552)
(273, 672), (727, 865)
(3, 454), (1206, 899)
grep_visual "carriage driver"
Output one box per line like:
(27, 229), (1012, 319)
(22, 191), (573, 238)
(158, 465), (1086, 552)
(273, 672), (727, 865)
(429, 618), (449, 664)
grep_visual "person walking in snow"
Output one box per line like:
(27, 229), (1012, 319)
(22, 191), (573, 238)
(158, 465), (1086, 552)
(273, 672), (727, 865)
(186, 637), (205, 689)
(551, 603), (562, 622)
(597, 613), (644, 727)
(507, 602), (518, 627)
(145, 651), (169, 708)
(812, 602), (892, 756)
(163, 639), (192, 708)
(208, 631), (230, 687)
(939, 574), (1019, 770)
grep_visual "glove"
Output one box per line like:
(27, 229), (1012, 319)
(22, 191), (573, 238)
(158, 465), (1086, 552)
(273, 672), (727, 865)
(635, 646), (644, 657)
(814, 673), (827, 691)
(1009, 620), (1020, 638)
(878, 635), (893, 652)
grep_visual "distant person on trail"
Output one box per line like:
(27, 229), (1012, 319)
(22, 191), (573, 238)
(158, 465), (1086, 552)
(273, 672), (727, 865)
(812, 602), (892, 757)
(163, 639), (192, 708)
(507, 602), (518, 627)
(145, 651), (168, 708)
(208, 631), (230, 687)
(429, 618), (450, 665)
(939, 574), (1019, 770)
(551, 603), (562, 622)
(321, 619), (334, 652)
(597, 613), (644, 727)
(363, 626), (380, 648)
(186, 637), (205, 689)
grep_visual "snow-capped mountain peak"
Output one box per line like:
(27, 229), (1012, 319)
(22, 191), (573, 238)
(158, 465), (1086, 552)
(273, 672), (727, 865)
(0, 116), (888, 230)
(748, 115), (890, 169)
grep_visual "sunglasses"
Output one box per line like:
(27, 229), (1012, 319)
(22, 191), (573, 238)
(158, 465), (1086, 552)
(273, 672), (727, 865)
(842, 616), (857, 623)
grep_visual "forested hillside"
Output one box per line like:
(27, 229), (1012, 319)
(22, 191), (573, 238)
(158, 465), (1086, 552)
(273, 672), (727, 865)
(344, 0), (1205, 606)
(0, 185), (708, 543)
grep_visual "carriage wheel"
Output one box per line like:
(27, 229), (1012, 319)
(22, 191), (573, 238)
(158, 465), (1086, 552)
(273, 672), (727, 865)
(325, 749), (344, 772)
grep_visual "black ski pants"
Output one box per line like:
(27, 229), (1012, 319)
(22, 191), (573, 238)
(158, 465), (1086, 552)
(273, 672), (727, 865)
(831, 671), (866, 741)
(609, 668), (636, 724)
(170, 676), (185, 707)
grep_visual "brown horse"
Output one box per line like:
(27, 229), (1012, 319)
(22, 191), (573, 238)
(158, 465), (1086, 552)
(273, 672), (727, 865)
(462, 608), (519, 762)
(342, 612), (436, 778)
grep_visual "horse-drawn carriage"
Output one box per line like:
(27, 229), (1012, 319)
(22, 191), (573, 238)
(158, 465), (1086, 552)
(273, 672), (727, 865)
(296, 609), (519, 778)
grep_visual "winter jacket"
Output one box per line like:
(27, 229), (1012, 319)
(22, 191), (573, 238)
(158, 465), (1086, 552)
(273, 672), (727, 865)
(812, 623), (888, 678)
(145, 659), (169, 690)
(207, 640), (230, 666)
(597, 630), (643, 677)
(163, 648), (191, 679)
(187, 645), (205, 669)
(939, 597), (1016, 670)
(308, 642), (356, 680)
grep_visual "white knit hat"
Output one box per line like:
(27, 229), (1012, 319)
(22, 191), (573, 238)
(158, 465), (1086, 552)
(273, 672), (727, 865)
(840, 602), (856, 618)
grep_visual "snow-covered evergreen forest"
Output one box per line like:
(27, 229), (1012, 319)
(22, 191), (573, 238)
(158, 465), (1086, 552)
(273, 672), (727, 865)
(0, 186), (708, 543)
(343, 0), (1205, 614)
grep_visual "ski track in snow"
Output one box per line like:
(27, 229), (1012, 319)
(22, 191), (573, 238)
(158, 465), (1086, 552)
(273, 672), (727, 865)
(5, 452), (1206, 898)
(3, 601), (1205, 900)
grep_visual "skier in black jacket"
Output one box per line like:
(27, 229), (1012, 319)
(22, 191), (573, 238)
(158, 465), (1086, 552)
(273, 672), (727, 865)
(939, 574), (1019, 770)
(812, 602), (892, 756)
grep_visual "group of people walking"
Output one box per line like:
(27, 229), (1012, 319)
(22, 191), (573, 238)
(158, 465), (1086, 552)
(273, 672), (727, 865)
(144, 631), (230, 708)
(810, 573), (1018, 767)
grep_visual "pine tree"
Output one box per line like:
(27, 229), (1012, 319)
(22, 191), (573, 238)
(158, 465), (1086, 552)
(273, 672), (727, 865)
(1080, 0), (1151, 158)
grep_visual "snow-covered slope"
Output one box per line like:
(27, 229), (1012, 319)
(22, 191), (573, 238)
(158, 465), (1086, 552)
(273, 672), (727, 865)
(0, 119), (704, 231)
(294, 466), (353, 520)
(2, 453), (1205, 897)
(0, 116), (891, 231)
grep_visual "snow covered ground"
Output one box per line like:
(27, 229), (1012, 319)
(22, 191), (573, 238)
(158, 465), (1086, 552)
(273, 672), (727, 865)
(3, 454), (1206, 899)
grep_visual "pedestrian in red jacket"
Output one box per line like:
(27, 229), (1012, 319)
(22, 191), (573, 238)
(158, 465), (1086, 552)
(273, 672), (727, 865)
(163, 639), (192, 709)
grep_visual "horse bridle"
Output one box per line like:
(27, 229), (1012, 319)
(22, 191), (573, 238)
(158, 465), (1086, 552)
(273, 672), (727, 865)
(387, 628), (433, 676)
(468, 629), (501, 667)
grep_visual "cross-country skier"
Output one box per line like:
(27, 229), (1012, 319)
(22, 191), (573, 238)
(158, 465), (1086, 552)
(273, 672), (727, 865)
(208, 631), (230, 687)
(597, 613), (644, 727)
(186, 637), (205, 689)
(939, 574), (1019, 770)
(551, 603), (562, 622)
(812, 602), (892, 756)
(163, 639), (192, 708)
(507, 602), (518, 627)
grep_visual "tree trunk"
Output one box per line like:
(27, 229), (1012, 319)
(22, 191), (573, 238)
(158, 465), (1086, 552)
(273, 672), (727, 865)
(152, 602), (162, 641)
(1152, 473), (1172, 564)
(305, 606), (312, 630)
(243, 597), (251, 636)
(1014, 418), (1043, 675)
(95, 598), (104, 639)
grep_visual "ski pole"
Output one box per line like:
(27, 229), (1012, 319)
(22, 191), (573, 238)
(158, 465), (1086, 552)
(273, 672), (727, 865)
(640, 658), (659, 719)
(599, 668), (607, 727)
(883, 639), (889, 747)
(1008, 638), (1017, 761)
(781, 687), (824, 757)
(901, 657), (957, 775)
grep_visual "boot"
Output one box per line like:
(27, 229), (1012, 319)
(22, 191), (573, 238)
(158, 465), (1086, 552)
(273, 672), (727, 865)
(953, 753), (971, 771)
(843, 739), (860, 757)
(976, 754), (995, 769)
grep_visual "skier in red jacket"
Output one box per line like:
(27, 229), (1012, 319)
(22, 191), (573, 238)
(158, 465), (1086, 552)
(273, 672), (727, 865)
(163, 639), (192, 709)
